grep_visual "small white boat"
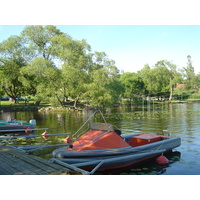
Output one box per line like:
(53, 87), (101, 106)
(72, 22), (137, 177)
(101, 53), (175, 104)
(0, 119), (36, 134)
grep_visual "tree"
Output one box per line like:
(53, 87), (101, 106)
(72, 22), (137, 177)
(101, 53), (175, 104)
(61, 64), (89, 108)
(0, 36), (28, 103)
(183, 55), (196, 89)
(20, 58), (60, 105)
(196, 73), (200, 87)
(139, 64), (157, 97)
(53, 34), (91, 68)
(119, 72), (144, 99)
(20, 26), (76, 106)
(139, 63), (171, 100)
(21, 25), (63, 61)
(155, 60), (182, 100)
(55, 34), (91, 108)
(85, 52), (122, 108)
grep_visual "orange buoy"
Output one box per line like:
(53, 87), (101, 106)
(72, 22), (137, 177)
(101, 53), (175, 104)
(41, 131), (49, 140)
(25, 128), (32, 135)
(64, 136), (73, 144)
(156, 155), (169, 165)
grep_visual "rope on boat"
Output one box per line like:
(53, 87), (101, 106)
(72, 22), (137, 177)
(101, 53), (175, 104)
(155, 137), (169, 152)
(72, 109), (99, 138)
(72, 108), (108, 138)
(98, 109), (107, 123)
(76, 126), (90, 139)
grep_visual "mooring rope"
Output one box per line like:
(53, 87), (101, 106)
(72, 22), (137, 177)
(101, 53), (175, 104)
(98, 109), (107, 123)
(72, 110), (98, 138)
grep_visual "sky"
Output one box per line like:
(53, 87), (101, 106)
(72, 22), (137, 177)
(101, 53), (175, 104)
(1, 0), (200, 74)
(0, 25), (200, 74)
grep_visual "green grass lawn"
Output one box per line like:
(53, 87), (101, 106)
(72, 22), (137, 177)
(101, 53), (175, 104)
(0, 100), (35, 106)
(0, 100), (52, 112)
(0, 100), (51, 110)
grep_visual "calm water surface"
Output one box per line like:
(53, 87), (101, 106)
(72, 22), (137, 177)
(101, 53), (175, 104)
(1, 103), (200, 175)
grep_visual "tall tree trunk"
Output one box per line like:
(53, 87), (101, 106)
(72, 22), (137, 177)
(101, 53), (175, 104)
(73, 98), (78, 109)
(34, 100), (41, 106)
(169, 86), (173, 101)
(55, 94), (64, 107)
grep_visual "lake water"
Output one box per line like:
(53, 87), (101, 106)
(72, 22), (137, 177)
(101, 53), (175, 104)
(1, 103), (200, 175)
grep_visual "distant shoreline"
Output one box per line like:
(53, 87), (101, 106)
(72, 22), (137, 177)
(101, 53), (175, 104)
(1, 100), (200, 112)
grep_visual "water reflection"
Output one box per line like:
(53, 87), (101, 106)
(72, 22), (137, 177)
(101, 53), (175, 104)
(1, 103), (200, 175)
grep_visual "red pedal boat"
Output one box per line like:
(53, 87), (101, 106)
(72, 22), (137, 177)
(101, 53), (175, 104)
(52, 110), (181, 172)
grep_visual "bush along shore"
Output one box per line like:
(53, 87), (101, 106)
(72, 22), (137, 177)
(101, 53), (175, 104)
(0, 105), (41, 112)
(0, 100), (88, 112)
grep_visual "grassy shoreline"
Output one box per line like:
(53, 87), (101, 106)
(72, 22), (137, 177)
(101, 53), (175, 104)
(1, 99), (200, 112)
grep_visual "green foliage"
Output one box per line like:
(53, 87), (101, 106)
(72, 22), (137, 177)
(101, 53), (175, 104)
(188, 91), (200, 100)
(120, 72), (144, 99)
(20, 58), (60, 104)
(21, 25), (63, 60)
(84, 52), (123, 108)
(0, 26), (200, 108)
(182, 55), (196, 90)
(137, 60), (184, 100)
(0, 36), (28, 102)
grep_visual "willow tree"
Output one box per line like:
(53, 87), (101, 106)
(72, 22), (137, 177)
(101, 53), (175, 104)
(20, 58), (61, 105)
(21, 25), (63, 60)
(85, 52), (122, 108)
(19, 25), (65, 105)
(54, 34), (91, 108)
